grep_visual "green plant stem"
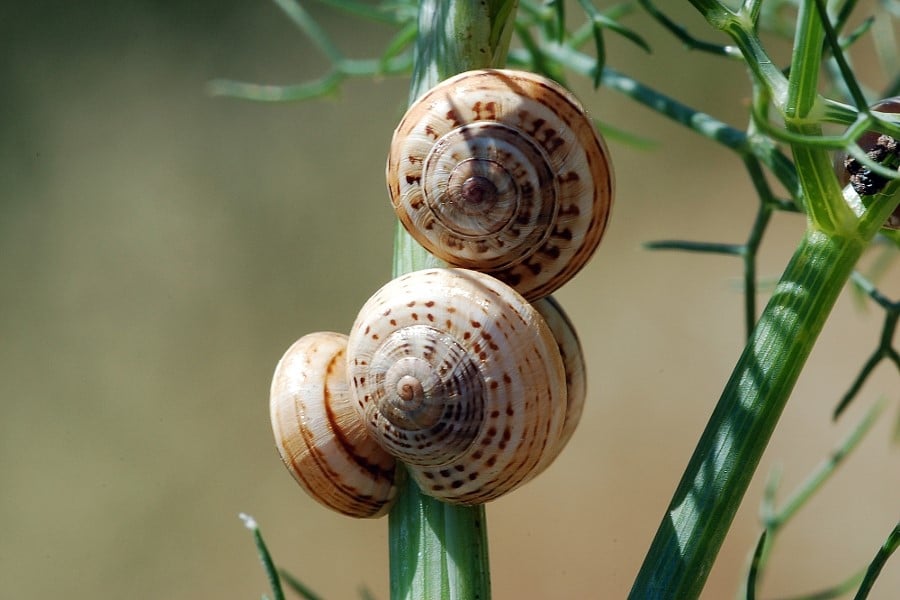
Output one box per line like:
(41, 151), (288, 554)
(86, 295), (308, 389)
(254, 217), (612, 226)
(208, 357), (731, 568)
(629, 196), (897, 598)
(388, 2), (516, 599)
(855, 522), (900, 599)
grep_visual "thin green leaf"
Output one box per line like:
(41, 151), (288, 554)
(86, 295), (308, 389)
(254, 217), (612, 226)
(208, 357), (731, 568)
(853, 523), (900, 599)
(814, 0), (867, 109)
(638, 0), (737, 57)
(358, 585), (377, 600)
(771, 570), (866, 599)
(240, 513), (285, 600)
(549, 0), (565, 42)
(644, 240), (744, 255)
(207, 72), (344, 102)
(744, 530), (767, 600)
(513, 22), (566, 85)
(591, 27), (606, 87)
(272, 0), (343, 62)
(593, 118), (657, 150)
(577, 0), (650, 53)
(280, 569), (324, 600)
(840, 16), (874, 50)
(379, 21), (418, 71)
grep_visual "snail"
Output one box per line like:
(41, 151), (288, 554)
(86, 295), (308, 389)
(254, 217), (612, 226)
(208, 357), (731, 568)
(270, 269), (589, 514)
(270, 331), (398, 518)
(347, 267), (573, 505)
(531, 296), (587, 475)
(834, 96), (900, 230)
(386, 69), (615, 300)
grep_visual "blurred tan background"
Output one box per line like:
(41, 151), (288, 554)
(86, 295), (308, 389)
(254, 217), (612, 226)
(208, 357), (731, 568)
(1, 3), (897, 598)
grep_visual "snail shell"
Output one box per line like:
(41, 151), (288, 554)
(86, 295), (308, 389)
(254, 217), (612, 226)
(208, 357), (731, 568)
(270, 332), (397, 518)
(386, 69), (614, 300)
(532, 296), (587, 476)
(347, 268), (567, 504)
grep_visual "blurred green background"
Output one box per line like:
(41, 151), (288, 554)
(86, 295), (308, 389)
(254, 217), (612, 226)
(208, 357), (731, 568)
(2, 2), (897, 598)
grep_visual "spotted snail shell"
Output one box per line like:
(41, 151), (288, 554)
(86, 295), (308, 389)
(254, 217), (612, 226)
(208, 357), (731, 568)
(386, 69), (614, 300)
(270, 332), (397, 518)
(347, 268), (571, 505)
(270, 270), (589, 514)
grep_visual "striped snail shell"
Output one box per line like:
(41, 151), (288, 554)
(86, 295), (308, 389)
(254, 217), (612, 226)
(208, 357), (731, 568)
(531, 296), (587, 476)
(386, 69), (615, 300)
(347, 268), (567, 505)
(270, 332), (397, 518)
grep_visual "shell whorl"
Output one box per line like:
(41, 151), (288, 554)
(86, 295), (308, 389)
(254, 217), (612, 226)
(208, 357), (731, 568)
(386, 69), (614, 300)
(532, 296), (587, 476)
(347, 268), (567, 504)
(270, 332), (397, 518)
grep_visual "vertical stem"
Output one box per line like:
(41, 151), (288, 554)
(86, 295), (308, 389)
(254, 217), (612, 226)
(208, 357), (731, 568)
(388, 2), (517, 599)
(629, 227), (865, 598)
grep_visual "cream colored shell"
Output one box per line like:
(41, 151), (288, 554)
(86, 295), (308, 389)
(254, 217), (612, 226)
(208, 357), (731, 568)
(386, 69), (614, 300)
(347, 268), (567, 504)
(270, 332), (397, 518)
(532, 296), (587, 476)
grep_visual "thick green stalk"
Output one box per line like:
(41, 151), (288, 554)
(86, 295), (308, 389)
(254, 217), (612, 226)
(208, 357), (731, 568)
(388, 2), (516, 599)
(629, 4), (900, 596)
(630, 190), (898, 598)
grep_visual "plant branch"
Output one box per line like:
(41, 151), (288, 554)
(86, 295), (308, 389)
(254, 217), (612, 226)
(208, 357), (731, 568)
(629, 188), (899, 597)
(388, 2), (517, 599)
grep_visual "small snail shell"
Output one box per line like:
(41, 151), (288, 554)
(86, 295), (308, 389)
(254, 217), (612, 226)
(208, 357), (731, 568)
(386, 69), (614, 300)
(834, 97), (900, 229)
(347, 268), (567, 504)
(531, 296), (587, 476)
(270, 332), (397, 518)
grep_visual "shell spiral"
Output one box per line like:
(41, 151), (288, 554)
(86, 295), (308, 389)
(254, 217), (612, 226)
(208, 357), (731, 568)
(386, 69), (614, 300)
(270, 332), (397, 518)
(531, 296), (587, 476)
(347, 268), (567, 504)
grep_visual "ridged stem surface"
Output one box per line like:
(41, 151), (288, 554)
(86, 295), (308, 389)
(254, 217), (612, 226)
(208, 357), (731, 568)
(388, 2), (517, 599)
